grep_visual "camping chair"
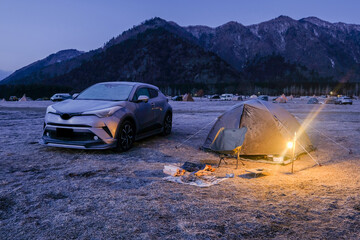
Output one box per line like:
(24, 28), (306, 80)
(209, 127), (248, 169)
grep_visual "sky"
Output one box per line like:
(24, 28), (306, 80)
(1, 0), (360, 72)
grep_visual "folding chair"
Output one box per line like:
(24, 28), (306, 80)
(209, 127), (247, 169)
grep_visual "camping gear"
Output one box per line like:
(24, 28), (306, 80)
(275, 94), (287, 103)
(307, 97), (319, 104)
(182, 93), (194, 102)
(250, 94), (257, 99)
(203, 99), (313, 161)
(163, 163), (226, 187)
(245, 168), (271, 177)
(209, 127), (248, 168)
(181, 162), (205, 172)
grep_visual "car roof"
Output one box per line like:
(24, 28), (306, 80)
(96, 81), (159, 90)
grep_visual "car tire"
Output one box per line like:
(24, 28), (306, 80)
(162, 113), (172, 136)
(115, 120), (135, 152)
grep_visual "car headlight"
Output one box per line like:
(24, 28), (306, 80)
(46, 105), (57, 114)
(82, 106), (122, 118)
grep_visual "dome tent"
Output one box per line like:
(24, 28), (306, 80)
(275, 94), (287, 103)
(203, 99), (313, 158)
(182, 93), (194, 102)
(307, 97), (319, 104)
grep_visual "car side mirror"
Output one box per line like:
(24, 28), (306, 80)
(72, 93), (79, 99)
(137, 95), (149, 103)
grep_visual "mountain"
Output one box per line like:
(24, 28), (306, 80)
(2, 16), (360, 98)
(185, 15), (360, 82)
(1, 49), (84, 85)
(0, 70), (12, 81)
(1, 18), (243, 95)
(46, 26), (243, 94)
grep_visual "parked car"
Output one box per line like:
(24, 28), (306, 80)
(9, 96), (18, 101)
(232, 96), (243, 101)
(210, 94), (220, 100)
(258, 95), (269, 101)
(220, 94), (234, 101)
(171, 95), (183, 101)
(335, 97), (353, 105)
(50, 93), (72, 102)
(41, 82), (173, 151)
(325, 97), (336, 104)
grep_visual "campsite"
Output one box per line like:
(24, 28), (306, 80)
(1, 98), (360, 239)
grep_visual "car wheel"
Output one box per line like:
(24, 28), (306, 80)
(116, 120), (135, 152)
(162, 113), (172, 136)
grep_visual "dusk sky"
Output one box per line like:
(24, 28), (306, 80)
(1, 0), (360, 72)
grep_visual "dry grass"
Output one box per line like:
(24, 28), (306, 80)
(1, 99), (360, 239)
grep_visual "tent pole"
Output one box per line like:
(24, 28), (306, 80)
(236, 151), (239, 169)
(291, 132), (296, 173)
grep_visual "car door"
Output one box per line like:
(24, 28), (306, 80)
(148, 88), (164, 125)
(132, 87), (155, 130)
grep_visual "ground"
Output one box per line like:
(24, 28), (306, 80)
(1, 98), (360, 239)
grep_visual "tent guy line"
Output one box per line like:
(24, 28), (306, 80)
(294, 116), (352, 154)
(257, 100), (321, 166)
(175, 118), (218, 149)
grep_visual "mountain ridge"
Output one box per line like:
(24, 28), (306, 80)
(1, 16), (360, 97)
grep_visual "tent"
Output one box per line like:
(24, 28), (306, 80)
(275, 94), (287, 103)
(182, 93), (194, 102)
(203, 99), (313, 158)
(1, 98), (5, 102)
(19, 94), (28, 101)
(250, 94), (257, 99)
(307, 97), (319, 104)
(288, 95), (294, 100)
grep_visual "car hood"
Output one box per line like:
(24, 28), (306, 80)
(52, 99), (126, 114)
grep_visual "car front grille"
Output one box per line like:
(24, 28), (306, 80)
(45, 129), (96, 141)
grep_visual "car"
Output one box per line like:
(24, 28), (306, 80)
(335, 97), (353, 105)
(232, 96), (243, 101)
(258, 95), (269, 101)
(9, 96), (18, 101)
(210, 94), (220, 100)
(41, 82), (173, 151)
(171, 95), (183, 101)
(50, 93), (72, 102)
(220, 94), (234, 101)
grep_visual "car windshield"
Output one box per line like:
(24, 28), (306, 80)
(76, 84), (133, 101)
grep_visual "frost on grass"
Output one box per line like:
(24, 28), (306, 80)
(1, 100), (360, 239)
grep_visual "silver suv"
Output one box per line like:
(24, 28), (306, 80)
(41, 82), (172, 151)
(335, 97), (353, 105)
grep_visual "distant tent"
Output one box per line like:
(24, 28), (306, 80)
(250, 95), (257, 99)
(288, 95), (294, 100)
(19, 94), (28, 101)
(1, 98), (5, 102)
(183, 93), (194, 102)
(203, 99), (313, 158)
(275, 94), (287, 103)
(307, 97), (319, 104)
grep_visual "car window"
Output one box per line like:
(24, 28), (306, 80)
(133, 88), (150, 101)
(149, 88), (158, 98)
